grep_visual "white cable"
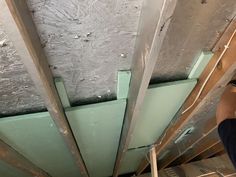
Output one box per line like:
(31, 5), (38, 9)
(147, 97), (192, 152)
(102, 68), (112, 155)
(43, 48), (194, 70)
(182, 28), (236, 115)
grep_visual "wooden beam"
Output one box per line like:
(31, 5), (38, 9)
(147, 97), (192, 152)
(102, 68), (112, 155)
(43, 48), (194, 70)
(159, 154), (236, 177)
(0, 1), (89, 176)
(136, 18), (236, 175)
(0, 139), (51, 177)
(158, 121), (219, 169)
(213, 149), (226, 157)
(150, 147), (158, 177)
(112, 0), (177, 176)
(157, 118), (218, 169)
(192, 142), (224, 162)
(171, 139), (221, 166)
(138, 154), (236, 177)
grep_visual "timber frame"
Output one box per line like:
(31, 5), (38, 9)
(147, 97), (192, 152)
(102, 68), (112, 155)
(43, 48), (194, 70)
(0, 1), (89, 176)
(136, 18), (236, 175)
(112, 0), (178, 176)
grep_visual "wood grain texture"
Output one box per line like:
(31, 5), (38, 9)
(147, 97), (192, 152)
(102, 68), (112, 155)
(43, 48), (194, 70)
(159, 155), (236, 177)
(157, 118), (218, 169)
(150, 147), (158, 177)
(0, 1), (89, 176)
(0, 139), (51, 177)
(112, 0), (178, 176)
(192, 142), (224, 162)
(138, 155), (236, 177)
(137, 19), (236, 175)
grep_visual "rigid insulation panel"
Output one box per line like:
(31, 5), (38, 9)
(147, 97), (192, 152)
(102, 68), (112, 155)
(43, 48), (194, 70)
(129, 79), (197, 149)
(0, 160), (32, 177)
(66, 99), (126, 177)
(0, 112), (81, 177)
(119, 147), (149, 175)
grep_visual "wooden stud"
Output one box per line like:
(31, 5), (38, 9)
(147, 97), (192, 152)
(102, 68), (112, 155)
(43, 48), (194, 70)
(157, 118), (218, 169)
(136, 18), (236, 175)
(192, 142), (224, 161)
(112, 0), (177, 176)
(172, 139), (221, 166)
(150, 147), (158, 177)
(158, 154), (236, 177)
(138, 154), (236, 177)
(0, 139), (51, 177)
(0, 1), (89, 176)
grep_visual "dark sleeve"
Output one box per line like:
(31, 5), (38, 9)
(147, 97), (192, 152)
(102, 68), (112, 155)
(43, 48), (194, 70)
(218, 119), (236, 169)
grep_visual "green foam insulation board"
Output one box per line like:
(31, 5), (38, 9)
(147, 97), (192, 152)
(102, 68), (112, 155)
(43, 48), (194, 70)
(54, 77), (71, 108)
(128, 79), (197, 149)
(188, 51), (213, 79)
(119, 147), (149, 175)
(0, 112), (81, 177)
(117, 70), (131, 99)
(0, 99), (126, 177)
(0, 160), (32, 177)
(66, 99), (126, 177)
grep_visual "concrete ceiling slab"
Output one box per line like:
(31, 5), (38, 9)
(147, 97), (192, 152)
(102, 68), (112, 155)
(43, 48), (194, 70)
(0, 25), (45, 116)
(152, 0), (236, 83)
(1, 0), (236, 116)
(27, 0), (142, 105)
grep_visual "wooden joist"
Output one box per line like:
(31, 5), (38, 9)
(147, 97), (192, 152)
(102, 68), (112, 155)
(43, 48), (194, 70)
(157, 119), (218, 169)
(137, 154), (235, 177)
(159, 154), (236, 177)
(150, 147), (158, 177)
(136, 18), (236, 175)
(0, 1), (89, 176)
(0, 139), (51, 177)
(170, 139), (221, 167)
(192, 142), (224, 162)
(112, 0), (177, 176)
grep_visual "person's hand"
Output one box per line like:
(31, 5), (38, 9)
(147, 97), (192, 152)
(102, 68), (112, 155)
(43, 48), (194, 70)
(216, 84), (236, 125)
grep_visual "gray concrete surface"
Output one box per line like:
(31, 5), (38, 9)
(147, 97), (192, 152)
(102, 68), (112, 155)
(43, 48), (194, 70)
(0, 25), (45, 116)
(152, 0), (236, 83)
(0, 0), (236, 116)
(27, 0), (142, 105)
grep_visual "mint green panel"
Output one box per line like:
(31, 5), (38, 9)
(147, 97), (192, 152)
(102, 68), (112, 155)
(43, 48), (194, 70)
(0, 160), (31, 177)
(188, 51), (213, 79)
(117, 71), (131, 99)
(66, 99), (126, 177)
(129, 79), (197, 148)
(0, 112), (81, 177)
(119, 147), (149, 175)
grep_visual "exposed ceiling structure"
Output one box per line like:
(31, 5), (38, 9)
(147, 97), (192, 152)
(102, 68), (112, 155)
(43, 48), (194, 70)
(0, 0), (236, 177)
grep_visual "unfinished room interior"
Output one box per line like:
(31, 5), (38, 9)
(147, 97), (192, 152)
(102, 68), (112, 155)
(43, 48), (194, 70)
(0, 0), (236, 176)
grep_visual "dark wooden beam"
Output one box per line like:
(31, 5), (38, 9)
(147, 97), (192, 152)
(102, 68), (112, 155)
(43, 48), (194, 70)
(112, 0), (177, 176)
(136, 18), (236, 175)
(212, 149), (226, 157)
(0, 139), (51, 177)
(158, 121), (218, 169)
(0, 1), (89, 176)
(170, 139), (221, 167)
(191, 142), (224, 162)
(159, 154), (236, 177)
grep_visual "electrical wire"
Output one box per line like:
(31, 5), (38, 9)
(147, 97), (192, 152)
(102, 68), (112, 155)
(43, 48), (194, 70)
(182, 28), (236, 115)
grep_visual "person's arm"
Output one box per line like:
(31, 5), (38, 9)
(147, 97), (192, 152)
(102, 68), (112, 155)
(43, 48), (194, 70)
(216, 83), (236, 124)
(216, 81), (236, 168)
